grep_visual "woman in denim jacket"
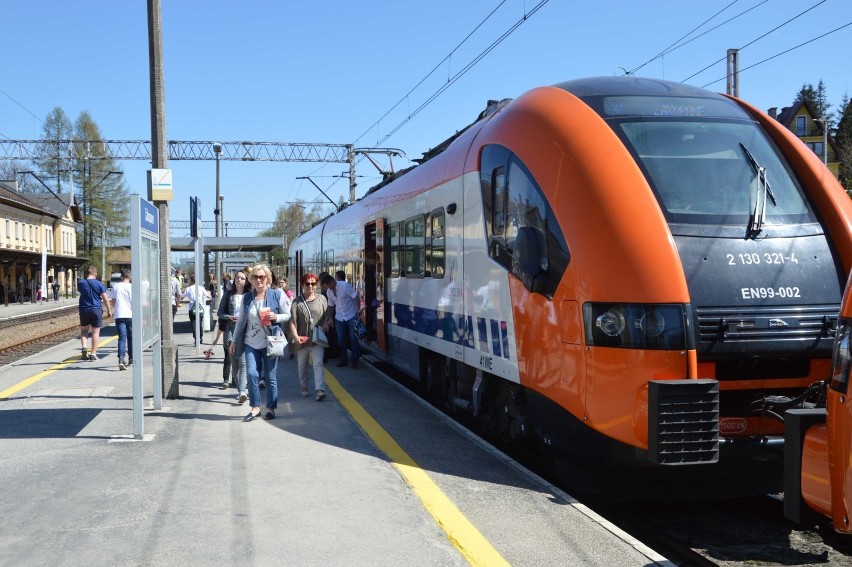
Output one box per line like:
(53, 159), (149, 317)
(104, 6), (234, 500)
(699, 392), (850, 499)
(230, 263), (291, 421)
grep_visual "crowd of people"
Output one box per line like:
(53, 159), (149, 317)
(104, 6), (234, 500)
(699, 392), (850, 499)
(195, 264), (361, 422)
(73, 262), (364, 422)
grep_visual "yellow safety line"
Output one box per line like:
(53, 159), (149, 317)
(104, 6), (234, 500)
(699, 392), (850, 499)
(0, 335), (118, 400)
(325, 370), (510, 567)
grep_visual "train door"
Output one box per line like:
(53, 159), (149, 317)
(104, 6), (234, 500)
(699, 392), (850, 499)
(365, 219), (387, 352)
(294, 249), (304, 288)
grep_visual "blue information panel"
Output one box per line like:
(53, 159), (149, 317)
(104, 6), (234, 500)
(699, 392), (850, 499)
(132, 196), (162, 349)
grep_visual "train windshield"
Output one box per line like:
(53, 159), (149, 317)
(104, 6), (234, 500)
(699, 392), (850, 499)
(605, 96), (814, 227)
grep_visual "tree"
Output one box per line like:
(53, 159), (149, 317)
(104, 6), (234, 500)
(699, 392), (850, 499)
(72, 111), (130, 263)
(37, 107), (74, 192)
(835, 92), (852, 192)
(795, 80), (833, 127)
(260, 200), (324, 268)
(0, 160), (41, 191)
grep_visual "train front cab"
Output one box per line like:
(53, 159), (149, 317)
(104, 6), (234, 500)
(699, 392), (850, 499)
(475, 79), (852, 498)
(785, 273), (852, 534)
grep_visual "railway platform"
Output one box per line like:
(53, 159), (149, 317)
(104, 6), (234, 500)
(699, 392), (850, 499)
(0, 303), (671, 566)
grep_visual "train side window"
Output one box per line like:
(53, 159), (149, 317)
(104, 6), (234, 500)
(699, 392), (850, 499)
(389, 222), (400, 278)
(492, 167), (506, 235)
(404, 215), (425, 278)
(431, 209), (445, 279)
(506, 156), (570, 297)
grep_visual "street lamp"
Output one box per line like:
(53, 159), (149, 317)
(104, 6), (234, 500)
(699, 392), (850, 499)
(814, 117), (829, 166)
(212, 143), (222, 310)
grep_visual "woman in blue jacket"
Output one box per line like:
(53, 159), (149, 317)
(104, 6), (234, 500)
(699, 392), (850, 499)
(230, 263), (291, 421)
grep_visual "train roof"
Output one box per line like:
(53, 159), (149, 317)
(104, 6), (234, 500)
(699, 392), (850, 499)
(555, 76), (723, 100)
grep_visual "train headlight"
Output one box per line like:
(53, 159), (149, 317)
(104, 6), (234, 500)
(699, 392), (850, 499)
(830, 318), (852, 394)
(638, 310), (666, 337)
(584, 303), (687, 350)
(596, 309), (626, 336)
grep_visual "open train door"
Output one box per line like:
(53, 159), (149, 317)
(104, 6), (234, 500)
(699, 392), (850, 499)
(365, 219), (387, 352)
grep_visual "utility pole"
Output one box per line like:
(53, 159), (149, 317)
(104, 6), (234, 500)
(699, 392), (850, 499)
(148, 0), (178, 399)
(213, 143), (222, 314)
(726, 49), (739, 98)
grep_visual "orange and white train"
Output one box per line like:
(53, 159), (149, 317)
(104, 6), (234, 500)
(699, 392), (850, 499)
(289, 77), (852, 501)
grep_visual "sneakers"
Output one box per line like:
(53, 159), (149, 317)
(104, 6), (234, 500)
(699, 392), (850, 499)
(219, 381), (228, 390)
(81, 347), (88, 359)
(88, 353), (100, 362)
(315, 390), (326, 401)
(118, 358), (127, 371)
(238, 392), (247, 404)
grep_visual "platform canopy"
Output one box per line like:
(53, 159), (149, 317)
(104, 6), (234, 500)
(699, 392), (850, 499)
(115, 236), (282, 253)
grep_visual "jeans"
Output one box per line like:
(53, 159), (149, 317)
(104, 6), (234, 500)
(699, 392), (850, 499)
(297, 345), (326, 393)
(335, 317), (361, 363)
(245, 344), (277, 409)
(225, 336), (247, 394)
(116, 318), (133, 361)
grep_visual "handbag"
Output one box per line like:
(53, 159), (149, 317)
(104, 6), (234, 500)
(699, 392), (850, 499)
(353, 318), (367, 339)
(311, 325), (329, 348)
(303, 296), (330, 348)
(266, 333), (287, 357)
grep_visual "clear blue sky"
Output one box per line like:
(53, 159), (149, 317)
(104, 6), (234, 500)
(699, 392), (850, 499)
(1, 0), (850, 235)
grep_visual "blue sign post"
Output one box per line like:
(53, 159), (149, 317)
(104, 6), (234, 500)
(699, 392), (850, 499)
(130, 195), (163, 439)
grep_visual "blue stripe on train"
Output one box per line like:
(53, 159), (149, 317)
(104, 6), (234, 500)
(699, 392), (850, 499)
(389, 302), (510, 359)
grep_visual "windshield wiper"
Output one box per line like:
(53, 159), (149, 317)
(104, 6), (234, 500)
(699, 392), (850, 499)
(740, 143), (776, 238)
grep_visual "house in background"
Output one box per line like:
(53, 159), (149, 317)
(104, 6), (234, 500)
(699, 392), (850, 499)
(770, 100), (839, 178)
(0, 180), (84, 305)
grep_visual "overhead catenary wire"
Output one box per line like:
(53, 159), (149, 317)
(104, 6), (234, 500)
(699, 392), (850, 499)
(371, 0), (549, 147)
(626, 0), (743, 76)
(295, 0), (549, 208)
(700, 21), (852, 88)
(681, 0), (827, 83)
(0, 87), (43, 124)
(353, 0), (510, 147)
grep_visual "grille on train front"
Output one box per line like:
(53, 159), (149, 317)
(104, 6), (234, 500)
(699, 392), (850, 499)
(695, 305), (838, 345)
(648, 379), (720, 466)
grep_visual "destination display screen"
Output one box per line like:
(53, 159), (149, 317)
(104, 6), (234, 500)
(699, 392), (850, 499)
(603, 96), (744, 119)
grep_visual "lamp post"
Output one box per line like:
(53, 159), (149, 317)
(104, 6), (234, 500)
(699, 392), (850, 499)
(213, 142), (222, 311)
(93, 171), (122, 279)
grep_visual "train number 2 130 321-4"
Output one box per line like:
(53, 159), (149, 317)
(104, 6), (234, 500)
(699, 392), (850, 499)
(727, 252), (799, 265)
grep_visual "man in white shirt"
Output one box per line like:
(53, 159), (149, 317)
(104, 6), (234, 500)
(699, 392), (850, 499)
(110, 270), (133, 370)
(322, 270), (362, 369)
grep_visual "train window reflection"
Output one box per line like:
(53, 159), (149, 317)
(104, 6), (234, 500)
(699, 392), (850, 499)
(619, 120), (813, 226)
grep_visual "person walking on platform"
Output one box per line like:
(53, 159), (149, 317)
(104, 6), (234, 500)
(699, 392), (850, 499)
(52, 280), (60, 301)
(110, 270), (133, 370)
(182, 275), (210, 343)
(322, 271), (362, 369)
(218, 270), (249, 398)
(170, 270), (181, 319)
(78, 264), (112, 361)
(289, 272), (333, 401)
(230, 263), (291, 421)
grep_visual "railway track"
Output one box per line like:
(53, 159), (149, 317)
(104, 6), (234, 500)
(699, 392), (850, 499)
(0, 306), (89, 367)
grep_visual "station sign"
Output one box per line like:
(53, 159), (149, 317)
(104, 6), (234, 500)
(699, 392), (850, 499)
(147, 168), (173, 201)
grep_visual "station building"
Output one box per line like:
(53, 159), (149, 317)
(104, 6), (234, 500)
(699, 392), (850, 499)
(0, 180), (85, 305)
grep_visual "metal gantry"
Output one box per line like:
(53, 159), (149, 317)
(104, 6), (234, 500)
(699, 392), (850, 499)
(0, 139), (353, 163)
(0, 140), (407, 204)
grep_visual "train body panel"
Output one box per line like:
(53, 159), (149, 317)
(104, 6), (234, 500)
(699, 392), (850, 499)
(290, 76), (852, 499)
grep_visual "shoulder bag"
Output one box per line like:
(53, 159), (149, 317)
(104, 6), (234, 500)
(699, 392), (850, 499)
(260, 291), (287, 357)
(303, 296), (329, 348)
